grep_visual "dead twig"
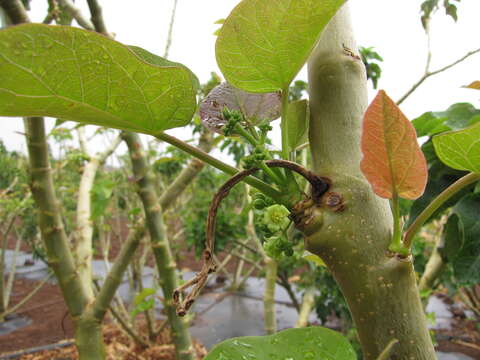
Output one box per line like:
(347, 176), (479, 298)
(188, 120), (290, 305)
(173, 160), (329, 316)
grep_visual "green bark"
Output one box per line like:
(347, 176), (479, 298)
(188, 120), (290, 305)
(304, 5), (436, 359)
(123, 132), (195, 360)
(418, 238), (446, 293)
(264, 256), (277, 334)
(24, 120), (89, 316)
(74, 312), (106, 360)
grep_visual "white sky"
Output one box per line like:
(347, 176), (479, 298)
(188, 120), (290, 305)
(0, 0), (479, 155)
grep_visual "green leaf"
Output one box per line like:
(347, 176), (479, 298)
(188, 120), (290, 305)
(303, 250), (326, 267)
(287, 99), (309, 151)
(439, 214), (464, 262)
(127, 45), (200, 91)
(433, 122), (480, 173)
(442, 103), (480, 131)
(406, 140), (471, 227)
(412, 112), (449, 137)
(450, 194), (480, 285)
(0, 24), (197, 134)
(133, 288), (156, 306)
(205, 327), (356, 360)
(215, 0), (347, 92)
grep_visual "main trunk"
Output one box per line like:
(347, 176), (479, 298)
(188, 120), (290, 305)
(123, 132), (195, 360)
(305, 5), (436, 359)
(74, 313), (106, 360)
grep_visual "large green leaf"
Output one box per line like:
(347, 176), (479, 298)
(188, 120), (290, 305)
(215, 0), (347, 93)
(433, 122), (480, 173)
(406, 139), (473, 227)
(128, 45), (200, 91)
(205, 327), (356, 360)
(450, 194), (480, 285)
(0, 24), (197, 133)
(442, 103), (480, 130)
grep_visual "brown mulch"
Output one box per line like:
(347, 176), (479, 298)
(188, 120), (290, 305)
(3, 323), (206, 360)
(435, 313), (480, 358)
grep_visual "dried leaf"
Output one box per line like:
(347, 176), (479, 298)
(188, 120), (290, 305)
(199, 82), (281, 133)
(464, 81), (480, 90)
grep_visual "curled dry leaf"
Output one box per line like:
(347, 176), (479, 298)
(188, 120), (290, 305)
(199, 82), (281, 134)
(360, 90), (428, 200)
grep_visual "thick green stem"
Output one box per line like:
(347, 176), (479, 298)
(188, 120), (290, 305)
(264, 256), (277, 334)
(305, 5), (435, 359)
(123, 132), (194, 360)
(75, 133), (122, 302)
(24, 118), (89, 316)
(74, 312), (106, 360)
(92, 222), (145, 321)
(295, 287), (315, 328)
(418, 235), (446, 293)
(404, 172), (480, 248)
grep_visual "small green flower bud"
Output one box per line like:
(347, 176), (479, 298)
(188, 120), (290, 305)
(263, 204), (290, 233)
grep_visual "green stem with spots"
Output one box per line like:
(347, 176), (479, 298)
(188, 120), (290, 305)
(305, 5), (436, 359)
(123, 132), (195, 360)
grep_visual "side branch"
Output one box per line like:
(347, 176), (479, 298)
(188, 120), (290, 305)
(86, 0), (108, 36)
(397, 47), (480, 105)
(57, 0), (94, 30)
(92, 221), (146, 321)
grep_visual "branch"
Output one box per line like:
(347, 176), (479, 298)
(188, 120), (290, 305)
(295, 287), (315, 328)
(57, 0), (94, 30)
(86, 0), (109, 36)
(0, 0), (29, 23)
(92, 221), (146, 320)
(0, 272), (53, 319)
(158, 131), (213, 210)
(77, 127), (89, 156)
(163, 0), (178, 59)
(75, 132), (121, 300)
(97, 133), (122, 163)
(397, 46), (480, 105)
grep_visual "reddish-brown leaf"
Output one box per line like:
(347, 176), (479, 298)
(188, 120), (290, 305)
(360, 90), (428, 200)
